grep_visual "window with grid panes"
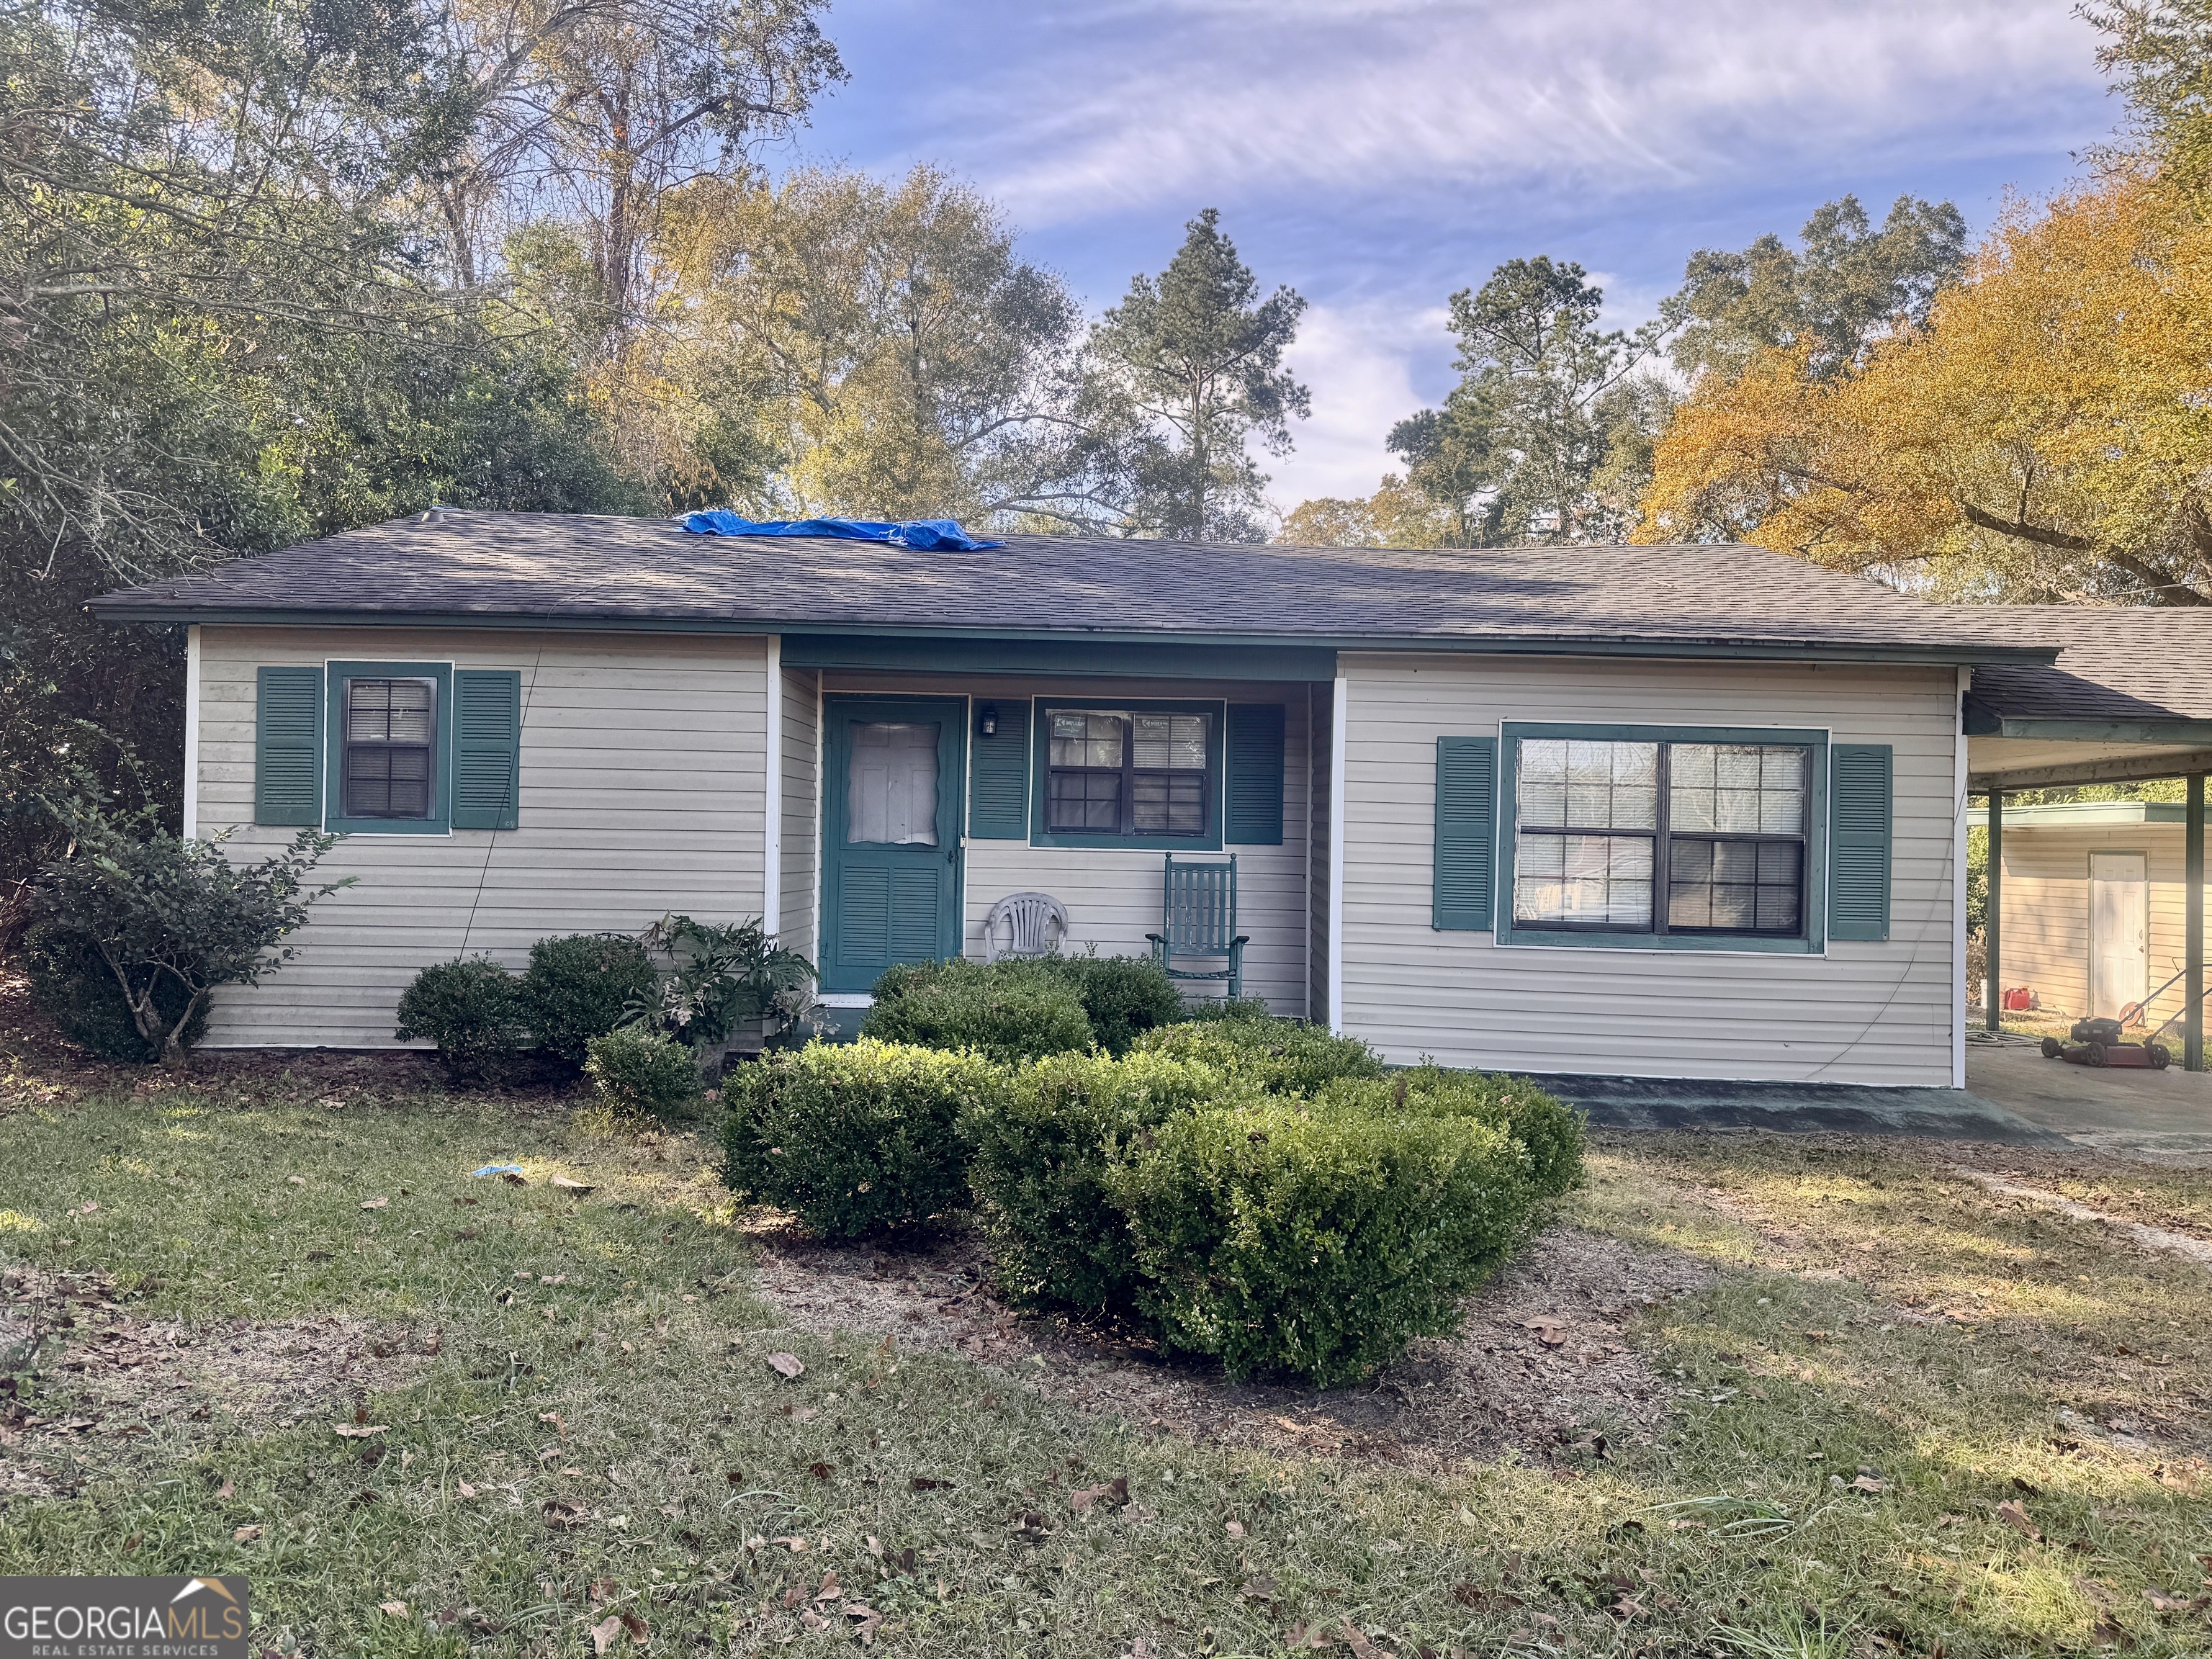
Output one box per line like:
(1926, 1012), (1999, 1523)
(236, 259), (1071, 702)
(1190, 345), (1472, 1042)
(1512, 737), (1809, 937)
(1046, 709), (1212, 837)
(342, 677), (437, 819)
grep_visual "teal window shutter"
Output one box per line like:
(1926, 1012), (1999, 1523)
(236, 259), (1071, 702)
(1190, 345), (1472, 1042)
(968, 700), (1030, 839)
(452, 669), (521, 830)
(255, 666), (324, 826)
(1224, 703), (1285, 845)
(1434, 735), (1497, 931)
(1829, 743), (1892, 941)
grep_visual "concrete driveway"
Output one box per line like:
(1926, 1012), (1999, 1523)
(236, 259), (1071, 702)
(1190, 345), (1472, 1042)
(1966, 1035), (2212, 1163)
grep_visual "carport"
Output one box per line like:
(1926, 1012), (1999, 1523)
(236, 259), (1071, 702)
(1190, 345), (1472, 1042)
(1968, 608), (2212, 1071)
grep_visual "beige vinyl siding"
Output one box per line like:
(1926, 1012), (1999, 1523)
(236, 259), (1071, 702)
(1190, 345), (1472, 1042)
(1997, 824), (2189, 1024)
(196, 626), (770, 1048)
(779, 665), (821, 959)
(1337, 653), (1961, 1085)
(821, 673), (1314, 1017)
(1308, 680), (1333, 1024)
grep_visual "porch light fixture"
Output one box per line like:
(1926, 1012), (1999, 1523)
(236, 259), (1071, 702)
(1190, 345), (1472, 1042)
(979, 703), (998, 737)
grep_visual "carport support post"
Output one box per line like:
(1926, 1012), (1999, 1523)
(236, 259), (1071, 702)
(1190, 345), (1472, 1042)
(2188, 773), (2204, 1072)
(1984, 790), (2002, 1033)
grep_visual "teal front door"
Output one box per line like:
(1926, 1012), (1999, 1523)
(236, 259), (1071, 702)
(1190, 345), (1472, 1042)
(822, 696), (967, 994)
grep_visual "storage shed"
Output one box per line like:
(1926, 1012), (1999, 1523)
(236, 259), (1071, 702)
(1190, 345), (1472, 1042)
(1987, 802), (2190, 1023)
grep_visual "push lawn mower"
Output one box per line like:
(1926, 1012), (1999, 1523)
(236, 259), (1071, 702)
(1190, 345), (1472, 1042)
(2041, 1015), (2172, 1069)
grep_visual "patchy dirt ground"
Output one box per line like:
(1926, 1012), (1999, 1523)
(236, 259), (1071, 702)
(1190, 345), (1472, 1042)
(0, 967), (551, 1114)
(0, 1263), (440, 1498)
(742, 1218), (1713, 1474)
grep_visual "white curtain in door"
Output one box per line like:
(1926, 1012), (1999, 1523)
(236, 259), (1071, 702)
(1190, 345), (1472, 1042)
(848, 722), (939, 845)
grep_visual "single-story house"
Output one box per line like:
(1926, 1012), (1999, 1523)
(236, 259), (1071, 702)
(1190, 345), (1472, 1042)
(94, 511), (2174, 1088)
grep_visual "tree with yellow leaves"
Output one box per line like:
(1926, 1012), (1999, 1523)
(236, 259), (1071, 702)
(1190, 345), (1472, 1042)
(1641, 3), (2212, 603)
(1638, 174), (2212, 603)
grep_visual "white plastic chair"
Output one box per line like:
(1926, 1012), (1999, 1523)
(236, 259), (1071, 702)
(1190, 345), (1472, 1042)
(983, 892), (1069, 963)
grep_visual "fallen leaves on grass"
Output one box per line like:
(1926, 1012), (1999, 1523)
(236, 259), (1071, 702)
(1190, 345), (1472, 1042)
(542, 1498), (588, 1531)
(231, 1525), (261, 1542)
(333, 1423), (388, 1438)
(379, 1601), (407, 1616)
(1995, 1499), (2042, 1542)
(588, 1615), (622, 1655)
(766, 1352), (805, 1380)
(551, 1175), (595, 1195)
(1069, 1477), (1129, 1514)
(360, 1197), (387, 1211)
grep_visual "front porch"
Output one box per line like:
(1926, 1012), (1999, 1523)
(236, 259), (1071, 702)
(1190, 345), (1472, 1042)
(770, 647), (1332, 1021)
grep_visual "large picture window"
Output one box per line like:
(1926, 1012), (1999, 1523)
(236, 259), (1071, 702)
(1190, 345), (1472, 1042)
(1035, 703), (1220, 846)
(1512, 735), (1811, 939)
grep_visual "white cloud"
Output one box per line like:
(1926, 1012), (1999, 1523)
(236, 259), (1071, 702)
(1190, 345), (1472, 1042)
(940, 1), (2104, 225)
(1267, 300), (1449, 506)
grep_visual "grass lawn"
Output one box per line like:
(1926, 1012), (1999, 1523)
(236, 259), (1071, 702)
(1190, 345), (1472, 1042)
(2, 1050), (2210, 1657)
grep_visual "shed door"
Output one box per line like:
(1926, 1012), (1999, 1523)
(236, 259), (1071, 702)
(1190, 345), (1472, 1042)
(2089, 851), (2149, 1018)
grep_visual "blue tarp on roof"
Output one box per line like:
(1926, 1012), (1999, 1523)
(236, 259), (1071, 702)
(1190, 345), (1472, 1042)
(678, 511), (1003, 552)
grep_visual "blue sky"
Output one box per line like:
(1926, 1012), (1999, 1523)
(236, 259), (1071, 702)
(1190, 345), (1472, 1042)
(774, 0), (2116, 509)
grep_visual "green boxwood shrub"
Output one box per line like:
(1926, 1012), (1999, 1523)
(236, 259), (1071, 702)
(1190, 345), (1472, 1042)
(1318, 1066), (1585, 1198)
(1041, 954), (1185, 1056)
(965, 1050), (1238, 1313)
(584, 1025), (702, 1118)
(861, 958), (1093, 1063)
(722, 1039), (996, 1238)
(523, 933), (657, 1069)
(1105, 1100), (1534, 1385)
(394, 957), (527, 1084)
(22, 922), (209, 1063)
(1133, 1010), (1385, 1094)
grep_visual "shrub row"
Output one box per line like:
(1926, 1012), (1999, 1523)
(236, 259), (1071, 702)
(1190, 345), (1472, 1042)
(719, 1004), (1583, 1386)
(394, 934), (657, 1085)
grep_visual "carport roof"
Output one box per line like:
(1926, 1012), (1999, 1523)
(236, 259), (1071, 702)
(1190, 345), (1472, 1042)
(1967, 607), (2212, 790)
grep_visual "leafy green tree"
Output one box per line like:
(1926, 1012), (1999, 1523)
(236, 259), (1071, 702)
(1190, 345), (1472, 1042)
(1388, 257), (1667, 545)
(2085, 0), (2212, 189)
(421, 0), (843, 338)
(657, 164), (1091, 523)
(1082, 210), (1309, 540)
(1663, 194), (1969, 382)
(1, 0), (652, 907)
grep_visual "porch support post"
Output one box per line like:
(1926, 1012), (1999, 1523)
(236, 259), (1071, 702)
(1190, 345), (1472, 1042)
(763, 634), (782, 940)
(1984, 789), (2002, 1033)
(1327, 673), (1348, 1034)
(2188, 773), (2203, 1071)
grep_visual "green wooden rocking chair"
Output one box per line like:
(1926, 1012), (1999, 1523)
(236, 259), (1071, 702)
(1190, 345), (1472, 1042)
(1147, 853), (1249, 1001)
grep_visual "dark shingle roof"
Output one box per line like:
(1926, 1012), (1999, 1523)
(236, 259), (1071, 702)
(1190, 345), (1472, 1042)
(90, 510), (2044, 660)
(1967, 607), (2212, 723)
